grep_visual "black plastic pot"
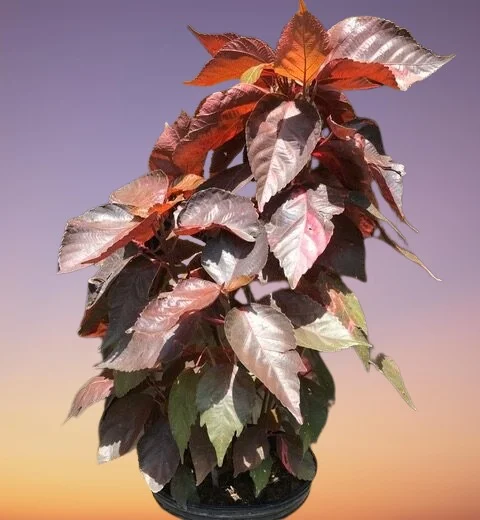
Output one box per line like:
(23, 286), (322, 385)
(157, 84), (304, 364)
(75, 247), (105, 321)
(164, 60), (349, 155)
(152, 456), (316, 520)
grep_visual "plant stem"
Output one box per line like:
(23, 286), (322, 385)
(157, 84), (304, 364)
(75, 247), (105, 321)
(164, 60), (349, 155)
(211, 467), (219, 488)
(244, 284), (255, 304)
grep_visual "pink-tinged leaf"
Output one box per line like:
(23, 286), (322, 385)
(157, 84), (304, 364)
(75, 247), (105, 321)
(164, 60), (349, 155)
(201, 163), (253, 194)
(197, 364), (256, 465)
(186, 37), (275, 87)
(246, 95), (323, 211)
(277, 435), (316, 480)
(100, 279), (221, 371)
(177, 188), (260, 242)
(78, 247), (137, 337)
(189, 425), (217, 485)
(137, 415), (180, 492)
(224, 304), (306, 424)
(109, 171), (169, 218)
(58, 205), (158, 273)
(187, 26), (240, 57)
(266, 186), (345, 288)
(173, 84), (266, 175)
(97, 393), (154, 464)
(67, 373), (114, 420)
(273, 290), (370, 352)
(201, 225), (268, 291)
(233, 426), (269, 477)
(319, 17), (454, 91)
(274, 4), (330, 85)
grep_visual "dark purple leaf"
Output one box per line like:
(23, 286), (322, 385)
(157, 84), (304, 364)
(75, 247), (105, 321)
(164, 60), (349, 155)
(137, 415), (180, 492)
(98, 393), (154, 463)
(200, 163), (253, 194)
(277, 435), (315, 480)
(189, 425), (217, 485)
(233, 426), (269, 477)
(209, 133), (246, 175)
(170, 465), (200, 509)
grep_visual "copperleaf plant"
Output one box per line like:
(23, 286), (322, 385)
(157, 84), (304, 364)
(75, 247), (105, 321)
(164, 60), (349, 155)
(59, 0), (452, 507)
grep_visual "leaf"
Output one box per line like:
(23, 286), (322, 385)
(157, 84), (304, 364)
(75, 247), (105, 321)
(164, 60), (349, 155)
(209, 133), (246, 175)
(100, 279), (221, 371)
(273, 290), (370, 352)
(109, 172), (169, 218)
(100, 257), (159, 360)
(170, 465), (200, 509)
(378, 226), (441, 281)
(224, 304), (305, 423)
(314, 86), (356, 124)
(137, 415), (180, 492)
(173, 84), (266, 175)
(201, 163), (253, 194)
(169, 174), (204, 196)
(67, 373), (114, 420)
(186, 37), (275, 87)
(149, 111), (191, 171)
(274, 4), (330, 85)
(177, 188), (260, 242)
(58, 205), (157, 273)
(78, 247), (137, 337)
(302, 350), (335, 404)
(168, 369), (200, 462)
(347, 191), (406, 242)
(241, 63), (270, 84)
(189, 425), (217, 485)
(233, 426), (269, 477)
(250, 457), (273, 497)
(98, 393), (154, 463)
(266, 185), (345, 288)
(187, 26), (240, 57)
(315, 214), (367, 281)
(246, 95), (323, 211)
(113, 371), (147, 398)
(196, 364), (255, 466)
(307, 269), (371, 369)
(202, 225), (268, 291)
(277, 435), (316, 480)
(298, 378), (328, 453)
(320, 17), (454, 91)
(373, 353), (415, 410)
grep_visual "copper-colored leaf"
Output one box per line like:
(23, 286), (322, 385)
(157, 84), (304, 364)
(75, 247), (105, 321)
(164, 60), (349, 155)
(169, 174), (204, 195)
(246, 95), (323, 211)
(149, 111), (191, 173)
(173, 84), (266, 175)
(233, 426), (269, 477)
(109, 171), (169, 218)
(266, 186), (345, 288)
(67, 372), (114, 420)
(177, 188), (260, 242)
(187, 26), (240, 57)
(98, 393), (154, 463)
(319, 17), (454, 91)
(137, 415), (180, 492)
(224, 304), (306, 423)
(189, 425), (217, 485)
(58, 205), (158, 273)
(100, 279), (221, 371)
(274, 5), (330, 85)
(185, 37), (275, 87)
(201, 225), (268, 291)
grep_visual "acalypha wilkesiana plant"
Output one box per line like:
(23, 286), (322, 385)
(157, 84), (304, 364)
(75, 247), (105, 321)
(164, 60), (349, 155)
(59, 0), (452, 507)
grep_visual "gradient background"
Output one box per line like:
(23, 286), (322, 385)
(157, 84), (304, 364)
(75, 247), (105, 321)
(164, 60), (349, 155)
(1, 1), (479, 519)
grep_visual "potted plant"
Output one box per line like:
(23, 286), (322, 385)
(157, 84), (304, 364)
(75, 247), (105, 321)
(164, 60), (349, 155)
(59, 1), (452, 518)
